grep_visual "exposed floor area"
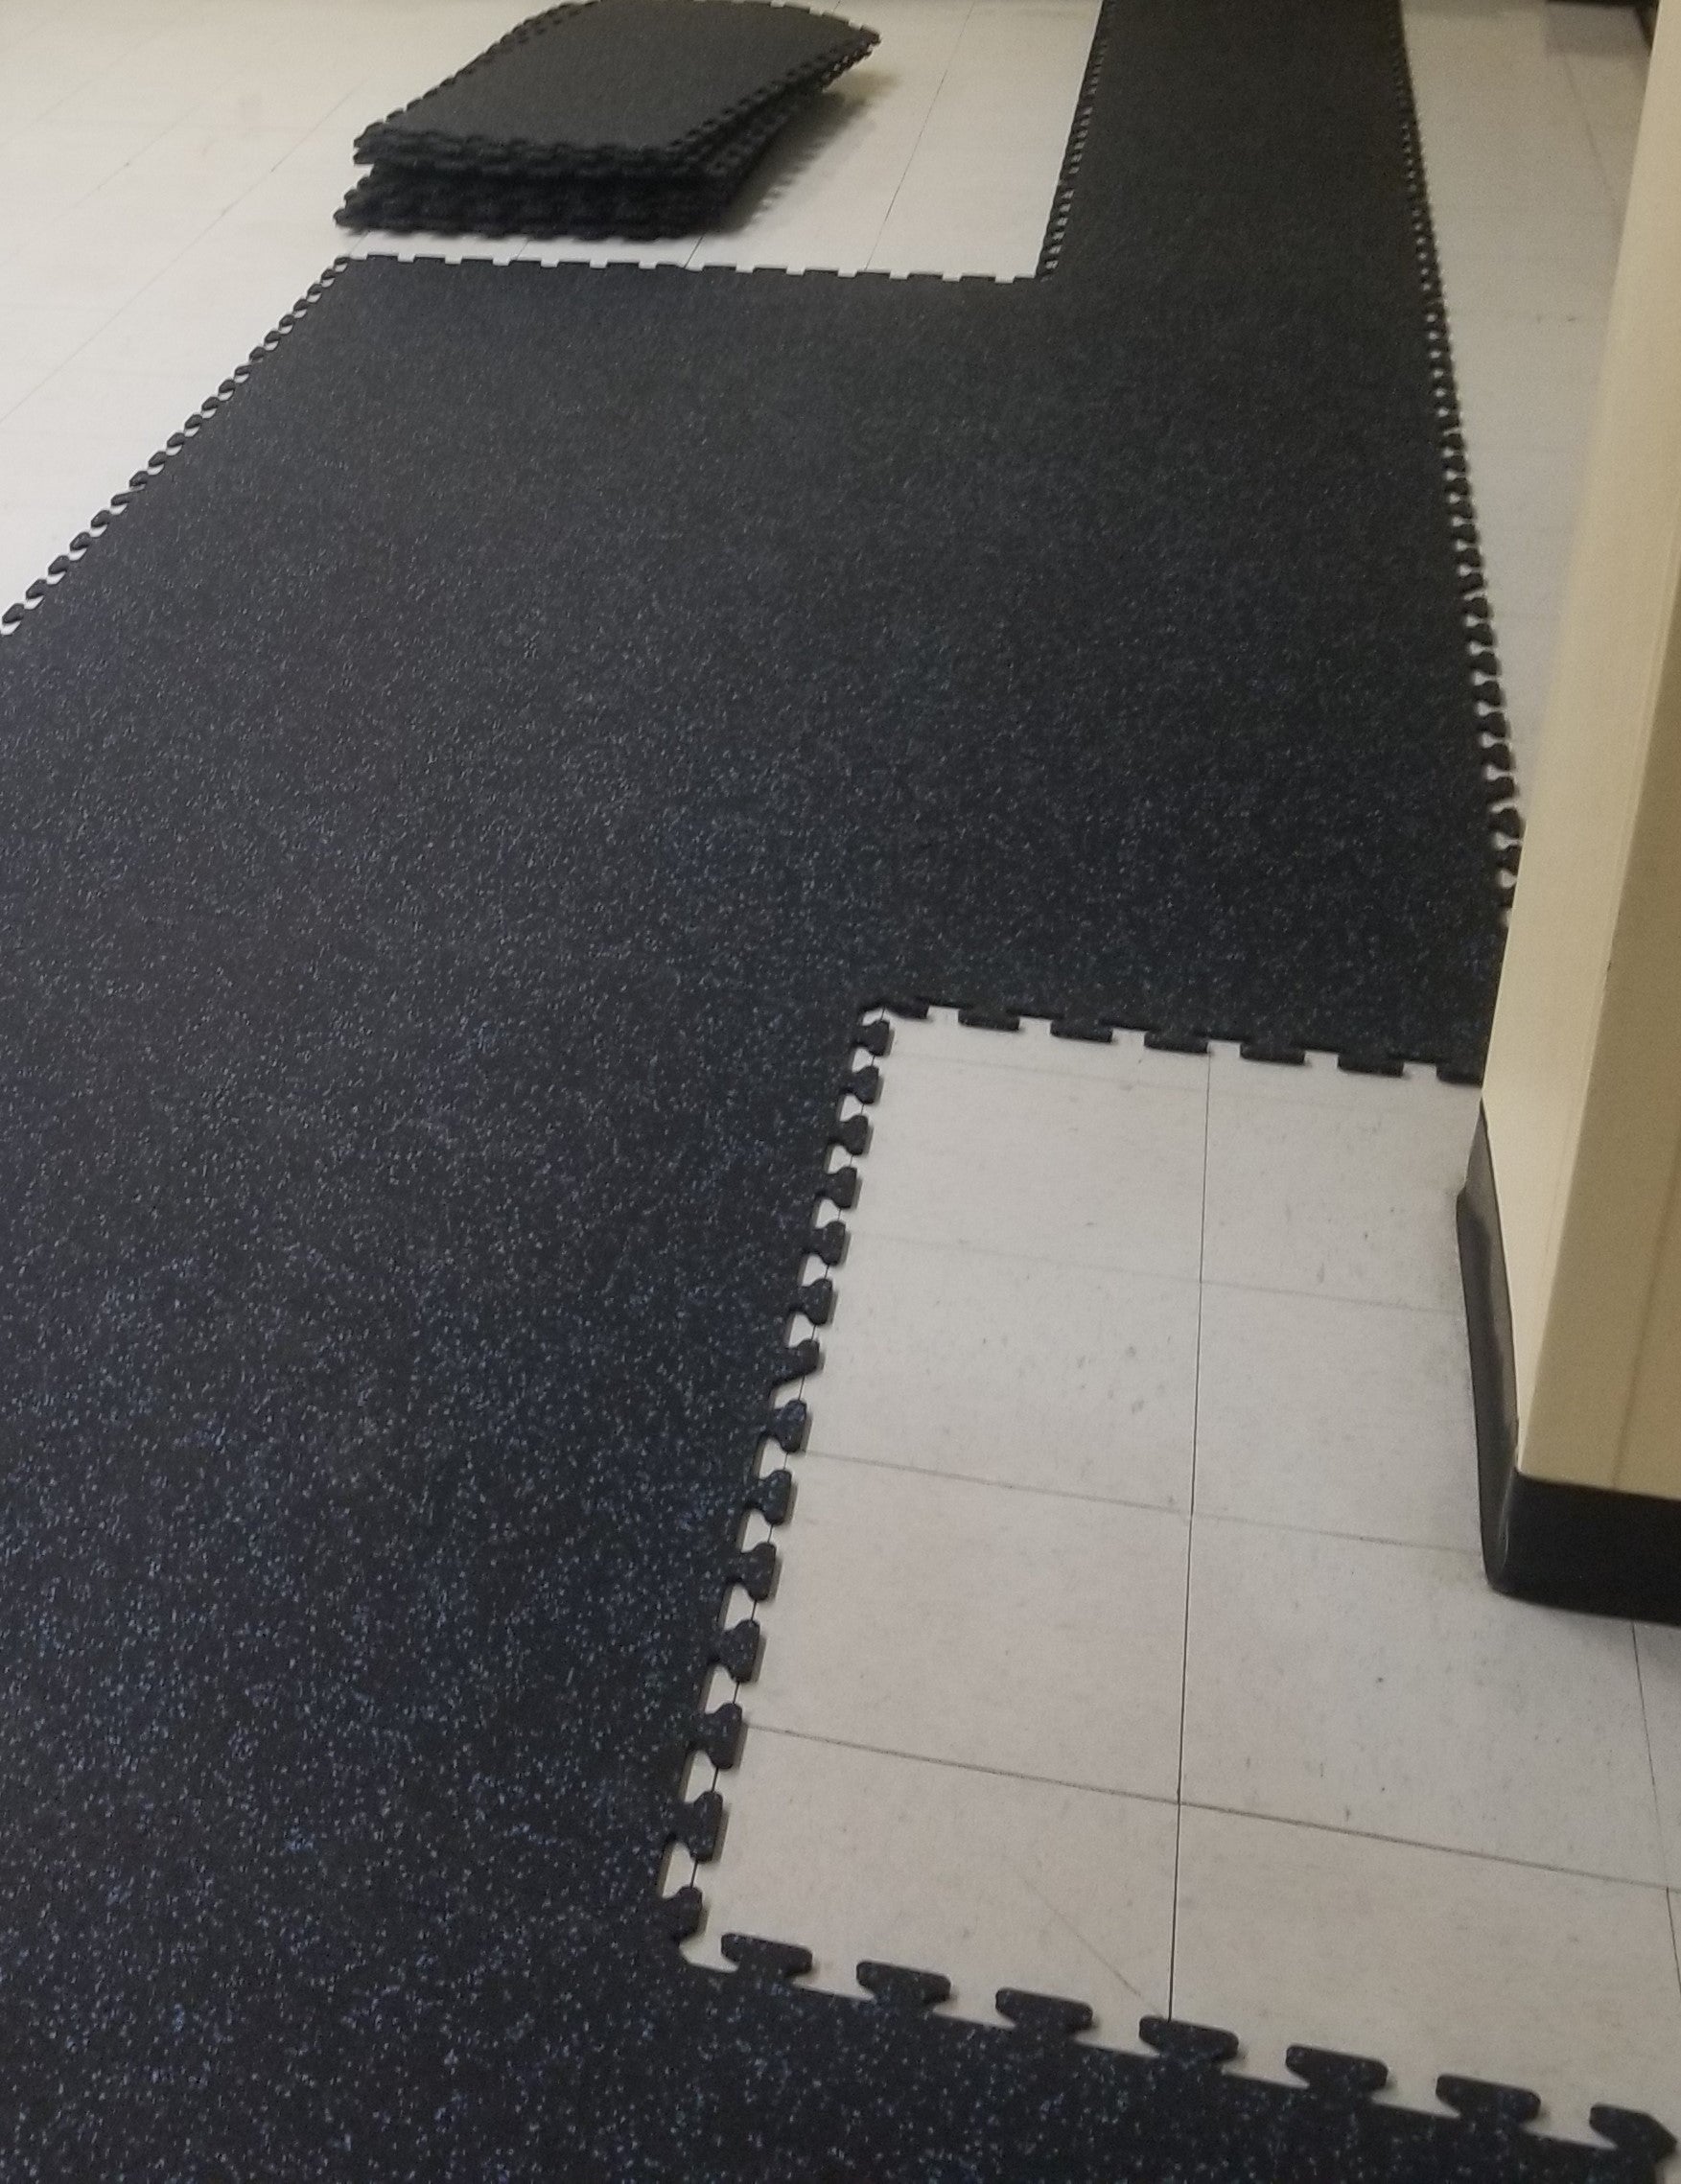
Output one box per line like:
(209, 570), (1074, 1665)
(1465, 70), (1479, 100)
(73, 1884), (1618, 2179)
(687, 1014), (1681, 2133)
(0, 0), (1670, 2155)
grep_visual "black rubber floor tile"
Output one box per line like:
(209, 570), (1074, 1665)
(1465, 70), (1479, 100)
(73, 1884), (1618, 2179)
(339, 85), (813, 238)
(354, 0), (878, 178)
(0, 0), (1608, 2176)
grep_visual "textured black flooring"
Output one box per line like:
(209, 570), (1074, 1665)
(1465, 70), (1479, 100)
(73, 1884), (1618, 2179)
(339, 84), (822, 239)
(0, 0), (1617, 2178)
(341, 1), (880, 240)
(355, 0), (878, 174)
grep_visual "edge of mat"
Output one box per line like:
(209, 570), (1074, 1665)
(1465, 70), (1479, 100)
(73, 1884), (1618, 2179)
(1385, 8), (1526, 938)
(353, 2), (880, 180)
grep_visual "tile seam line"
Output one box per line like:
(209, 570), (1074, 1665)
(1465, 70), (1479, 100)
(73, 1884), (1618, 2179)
(855, 1222), (1462, 1316)
(1192, 1503), (1484, 1558)
(798, 1444), (1191, 1521)
(859, 0), (979, 273)
(1176, 1791), (1668, 1893)
(1167, 1057), (1211, 2014)
(0, 101), (339, 431)
(0, 15), (188, 147)
(1669, 1892), (1681, 2006)
(1557, 32), (1641, 217)
(1632, 1635), (1681, 1984)
(746, 1723), (1671, 1890)
(1180, 1267), (1465, 1316)
(1200, 1275), (1466, 1323)
(852, 1226), (1205, 1283)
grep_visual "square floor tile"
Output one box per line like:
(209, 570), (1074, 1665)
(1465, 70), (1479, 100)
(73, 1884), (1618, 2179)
(1559, 22), (1650, 138)
(809, 1229), (1198, 1511)
(1202, 1066), (1476, 1312)
(856, 1052), (1206, 1281)
(1181, 1517), (1663, 1881)
(1194, 1285), (1481, 1551)
(692, 1729), (1177, 2039)
(2, 363), (208, 444)
(1451, 311), (1612, 455)
(0, 425), (164, 507)
(1432, 244), (1614, 325)
(751, 1453), (1189, 1800)
(1472, 452), (1590, 551)
(1428, 200), (1623, 285)
(1173, 1804), (1681, 2133)
(1413, 79), (1607, 217)
(870, 2), (1099, 280)
(1586, 121), (1640, 214)
(0, 301), (125, 383)
(1636, 1625), (1681, 1890)
(0, 502), (92, 615)
(76, 299), (264, 384)
(1497, 610), (1564, 778)
(4, 205), (206, 314)
(1473, 497), (1575, 641)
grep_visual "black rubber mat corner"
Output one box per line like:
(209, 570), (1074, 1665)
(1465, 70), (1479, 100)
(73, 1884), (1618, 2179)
(354, 0), (879, 178)
(339, 83), (815, 239)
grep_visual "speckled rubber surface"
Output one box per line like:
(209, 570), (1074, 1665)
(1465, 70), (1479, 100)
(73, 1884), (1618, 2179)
(338, 156), (744, 238)
(339, 84), (812, 238)
(353, 0), (879, 178)
(0, 0), (1594, 2176)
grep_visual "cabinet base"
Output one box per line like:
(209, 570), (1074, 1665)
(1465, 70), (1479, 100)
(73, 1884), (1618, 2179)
(1459, 1109), (1681, 1625)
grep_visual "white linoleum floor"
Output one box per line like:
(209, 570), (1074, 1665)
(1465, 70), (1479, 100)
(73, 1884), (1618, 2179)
(689, 1014), (1681, 2137)
(0, 0), (1672, 2150)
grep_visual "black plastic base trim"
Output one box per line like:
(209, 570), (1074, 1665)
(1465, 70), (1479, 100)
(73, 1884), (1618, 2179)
(1459, 1109), (1681, 1625)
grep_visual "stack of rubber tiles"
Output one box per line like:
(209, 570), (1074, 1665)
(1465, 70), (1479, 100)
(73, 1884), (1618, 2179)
(339, 0), (878, 241)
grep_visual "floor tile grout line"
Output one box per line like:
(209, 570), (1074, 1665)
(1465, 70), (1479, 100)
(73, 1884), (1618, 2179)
(847, 1218), (1467, 1322)
(751, 1719), (1184, 1808)
(1199, 1272), (1470, 1321)
(803, 1430), (1478, 1561)
(1141, 1264), (1466, 1319)
(1556, 34), (1641, 221)
(0, 12), (187, 148)
(860, 0), (978, 273)
(847, 1222), (1458, 1301)
(1165, 1077), (1211, 2017)
(1669, 1891), (1681, 2004)
(853, 1224), (1206, 1283)
(799, 1443), (1192, 1521)
(1631, 1631), (1681, 1987)
(1192, 1503), (1484, 1560)
(0, 81), (342, 437)
(749, 1721), (1677, 1893)
(1175, 1793), (1673, 1894)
